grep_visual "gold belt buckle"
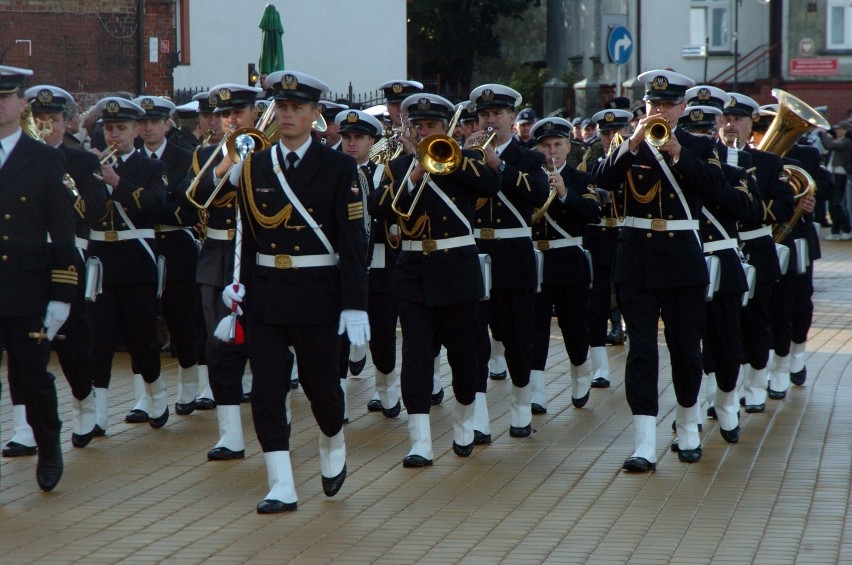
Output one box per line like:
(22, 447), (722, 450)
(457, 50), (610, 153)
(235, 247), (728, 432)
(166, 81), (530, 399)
(479, 228), (495, 240)
(105, 230), (119, 242)
(227, 228), (235, 240)
(421, 239), (438, 253)
(536, 240), (550, 251)
(651, 219), (667, 232)
(604, 218), (618, 228)
(274, 254), (293, 269)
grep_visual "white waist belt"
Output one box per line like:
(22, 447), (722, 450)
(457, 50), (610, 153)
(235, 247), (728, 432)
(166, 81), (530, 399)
(206, 227), (234, 241)
(256, 252), (338, 269)
(535, 236), (583, 251)
(474, 227), (532, 240)
(703, 238), (739, 253)
(401, 234), (476, 253)
(157, 225), (192, 234)
(75, 236), (88, 250)
(739, 225), (772, 241)
(622, 217), (699, 231)
(589, 218), (624, 228)
(89, 228), (156, 242)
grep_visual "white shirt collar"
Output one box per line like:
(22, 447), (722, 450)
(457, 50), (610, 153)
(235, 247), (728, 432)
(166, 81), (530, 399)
(279, 136), (313, 162)
(145, 139), (167, 159)
(495, 137), (512, 156)
(0, 127), (24, 161)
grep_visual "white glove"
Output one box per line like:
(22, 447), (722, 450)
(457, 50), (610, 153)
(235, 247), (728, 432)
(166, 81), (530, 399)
(337, 309), (370, 348)
(43, 301), (71, 341)
(222, 283), (245, 315)
(228, 160), (244, 186)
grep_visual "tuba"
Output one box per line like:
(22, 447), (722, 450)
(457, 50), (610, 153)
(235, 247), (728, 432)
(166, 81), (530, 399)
(757, 89), (829, 242)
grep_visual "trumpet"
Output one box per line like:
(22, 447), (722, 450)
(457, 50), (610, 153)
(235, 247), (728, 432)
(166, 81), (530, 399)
(644, 116), (671, 147)
(391, 105), (465, 219)
(470, 126), (497, 161)
(99, 142), (119, 166)
(532, 157), (559, 224)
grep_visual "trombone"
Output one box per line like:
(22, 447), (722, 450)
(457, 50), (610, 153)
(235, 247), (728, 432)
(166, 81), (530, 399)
(202, 127), (270, 210)
(391, 105), (465, 219)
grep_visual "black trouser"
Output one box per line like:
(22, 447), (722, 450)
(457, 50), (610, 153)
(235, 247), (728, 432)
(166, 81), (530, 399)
(476, 288), (534, 390)
(1, 316), (61, 451)
(791, 264), (814, 344)
(770, 269), (794, 357)
(161, 278), (200, 369)
(829, 173), (850, 234)
(397, 299), (479, 414)
(702, 293), (743, 393)
(532, 283), (590, 369)
(618, 284), (705, 416)
(740, 260), (775, 370)
(587, 263), (612, 348)
(200, 284), (246, 405)
(90, 283), (160, 387)
(337, 289), (398, 379)
(249, 319), (336, 453)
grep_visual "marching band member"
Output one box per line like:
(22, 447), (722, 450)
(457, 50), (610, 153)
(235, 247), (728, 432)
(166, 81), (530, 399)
(529, 117), (601, 414)
(595, 70), (724, 472)
(0, 66), (77, 491)
(178, 83), (262, 461)
(232, 70), (368, 512)
(468, 83), (550, 440)
(87, 96), (168, 434)
(379, 79), (424, 129)
(377, 92), (498, 466)
(317, 100), (348, 151)
(134, 95), (200, 418)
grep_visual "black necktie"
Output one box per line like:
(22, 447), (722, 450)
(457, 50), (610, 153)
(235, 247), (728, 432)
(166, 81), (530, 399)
(285, 151), (299, 181)
(150, 153), (158, 159)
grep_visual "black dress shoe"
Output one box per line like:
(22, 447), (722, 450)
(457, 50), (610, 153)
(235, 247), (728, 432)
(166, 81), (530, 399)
(531, 403), (547, 415)
(36, 444), (63, 492)
(489, 370), (507, 381)
(125, 409), (149, 423)
(194, 397), (216, 410)
(92, 425), (106, 437)
(431, 388), (444, 406)
(509, 424), (533, 438)
(148, 407), (169, 429)
(257, 499), (297, 514)
(720, 426), (741, 444)
(207, 446), (245, 460)
(290, 378), (300, 390)
(739, 397), (745, 406)
(622, 456), (656, 472)
(671, 442), (703, 463)
(367, 399), (383, 412)
(744, 403), (765, 413)
(453, 441), (473, 457)
(790, 367), (807, 386)
(590, 377), (610, 389)
(572, 391), (590, 408)
(402, 454), (433, 468)
(321, 464), (347, 497)
(175, 402), (195, 416)
(241, 392), (251, 403)
(349, 356), (367, 376)
(767, 388), (787, 400)
(606, 328), (626, 345)
(474, 430), (492, 445)
(706, 406), (717, 419)
(3, 441), (37, 457)
(382, 401), (401, 419)
(71, 429), (95, 448)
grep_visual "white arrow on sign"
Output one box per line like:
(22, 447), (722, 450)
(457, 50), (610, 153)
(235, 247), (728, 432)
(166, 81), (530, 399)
(614, 35), (632, 62)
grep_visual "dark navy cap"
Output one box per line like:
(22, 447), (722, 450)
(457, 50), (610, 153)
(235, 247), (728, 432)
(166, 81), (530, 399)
(631, 103), (646, 120)
(265, 70), (329, 103)
(319, 100), (349, 122)
(605, 96), (631, 110)
(175, 100), (199, 119)
(210, 83), (263, 110)
(192, 91), (216, 113)
(638, 69), (695, 101)
(133, 95), (176, 120)
(516, 107), (538, 124)
(0, 65), (32, 94)
(723, 93), (759, 119)
(336, 109), (383, 137)
(469, 83), (522, 112)
(379, 80), (424, 102)
(25, 85), (74, 113)
(591, 109), (633, 132)
(95, 97), (146, 122)
(678, 105), (721, 132)
(456, 101), (478, 123)
(401, 93), (453, 121)
(529, 117), (572, 142)
(685, 85), (730, 110)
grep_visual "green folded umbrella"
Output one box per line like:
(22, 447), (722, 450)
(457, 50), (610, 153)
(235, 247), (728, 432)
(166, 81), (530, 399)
(258, 4), (285, 74)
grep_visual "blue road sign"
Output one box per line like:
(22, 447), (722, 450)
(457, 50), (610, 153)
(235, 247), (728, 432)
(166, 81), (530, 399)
(608, 25), (633, 65)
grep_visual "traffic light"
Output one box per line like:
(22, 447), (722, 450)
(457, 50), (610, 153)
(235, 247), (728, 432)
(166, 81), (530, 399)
(248, 63), (260, 87)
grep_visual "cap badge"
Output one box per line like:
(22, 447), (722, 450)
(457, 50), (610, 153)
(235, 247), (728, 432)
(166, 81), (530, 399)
(37, 89), (53, 104)
(652, 76), (669, 91)
(141, 98), (155, 110)
(697, 87), (710, 101)
(282, 74), (298, 90)
(346, 111), (359, 123)
(208, 94), (218, 107)
(728, 98), (737, 107)
(256, 101), (268, 112)
(417, 97), (431, 111)
(604, 111), (615, 122)
(481, 88), (495, 102)
(542, 121), (555, 131)
(392, 82), (403, 94)
(690, 109), (704, 121)
(105, 100), (120, 115)
(218, 88), (231, 101)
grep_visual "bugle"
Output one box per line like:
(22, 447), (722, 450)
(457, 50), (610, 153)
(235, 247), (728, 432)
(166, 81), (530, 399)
(532, 157), (558, 224)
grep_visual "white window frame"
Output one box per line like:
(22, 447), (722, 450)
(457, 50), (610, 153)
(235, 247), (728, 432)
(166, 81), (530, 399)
(827, 0), (852, 50)
(690, 0), (733, 53)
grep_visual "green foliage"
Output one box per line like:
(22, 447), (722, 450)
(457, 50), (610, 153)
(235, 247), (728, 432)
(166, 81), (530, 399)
(508, 65), (550, 114)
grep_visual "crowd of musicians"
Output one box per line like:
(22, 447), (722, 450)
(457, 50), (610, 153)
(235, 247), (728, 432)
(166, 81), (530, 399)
(0, 62), (833, 512)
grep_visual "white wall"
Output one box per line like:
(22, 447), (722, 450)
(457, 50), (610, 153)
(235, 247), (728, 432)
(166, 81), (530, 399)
(173, 0), (407, 96)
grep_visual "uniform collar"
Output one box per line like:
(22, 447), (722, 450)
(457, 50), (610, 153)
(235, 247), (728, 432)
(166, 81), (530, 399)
(0, 127), (23, 159)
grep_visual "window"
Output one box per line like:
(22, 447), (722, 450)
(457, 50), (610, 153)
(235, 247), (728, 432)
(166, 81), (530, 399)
(690, 0), (732, 52)
(827, 0), (852, 49)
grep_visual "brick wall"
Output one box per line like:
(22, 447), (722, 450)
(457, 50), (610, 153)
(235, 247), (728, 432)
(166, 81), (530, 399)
(0, 0), (176, 108)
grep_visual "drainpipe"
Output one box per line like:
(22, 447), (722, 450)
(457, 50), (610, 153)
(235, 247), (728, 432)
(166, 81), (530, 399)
(137, 0), (145, 95)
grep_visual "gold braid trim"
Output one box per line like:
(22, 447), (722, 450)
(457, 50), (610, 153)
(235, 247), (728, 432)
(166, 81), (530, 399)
(191, 147), (202, 175)
(626, 170), (660, 204)
(212, 191), (237, 208)
(400, 214), (430, 239)
(475, 197), (489, 211)
(241, 153), (306, 231)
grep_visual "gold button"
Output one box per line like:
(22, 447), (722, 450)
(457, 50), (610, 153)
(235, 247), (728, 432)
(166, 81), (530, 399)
(706, 220), (711, 225)
(20, 197), (26, 203)
(496, 218), (502, 224)
(123, 207), (128, 212)
(476, 219), (481, 224)
(262, 203), (268, 209)
(638, 175), (643, 180)
(669, 193), (675, 199)
(708, 235), (714, 240)
(667, 215), (673, 220)
(646, 232), (652, 239)
(646, 214), (652, 219)
(442, 216), (448, 222)
(308, 208), (314, 213)
(668, 232), (674, 238)
(294, 245), (300, 252)
(227, 203), (233, 208)
(451, 197), (456, 202)
(226, 219), (232, 225)
(3, 214), (10, 220)
(496, 202), (503, 207)
(121, 223), (127, 227)
(443, 232), (449, 238)
(1, 255), (7, 261)
(102, 221), (108, 227)
(444, 249), (449, 254)
(160, 235), (165, 239)
(270, 243), (277, 249)
(1, 235), (7, 241)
